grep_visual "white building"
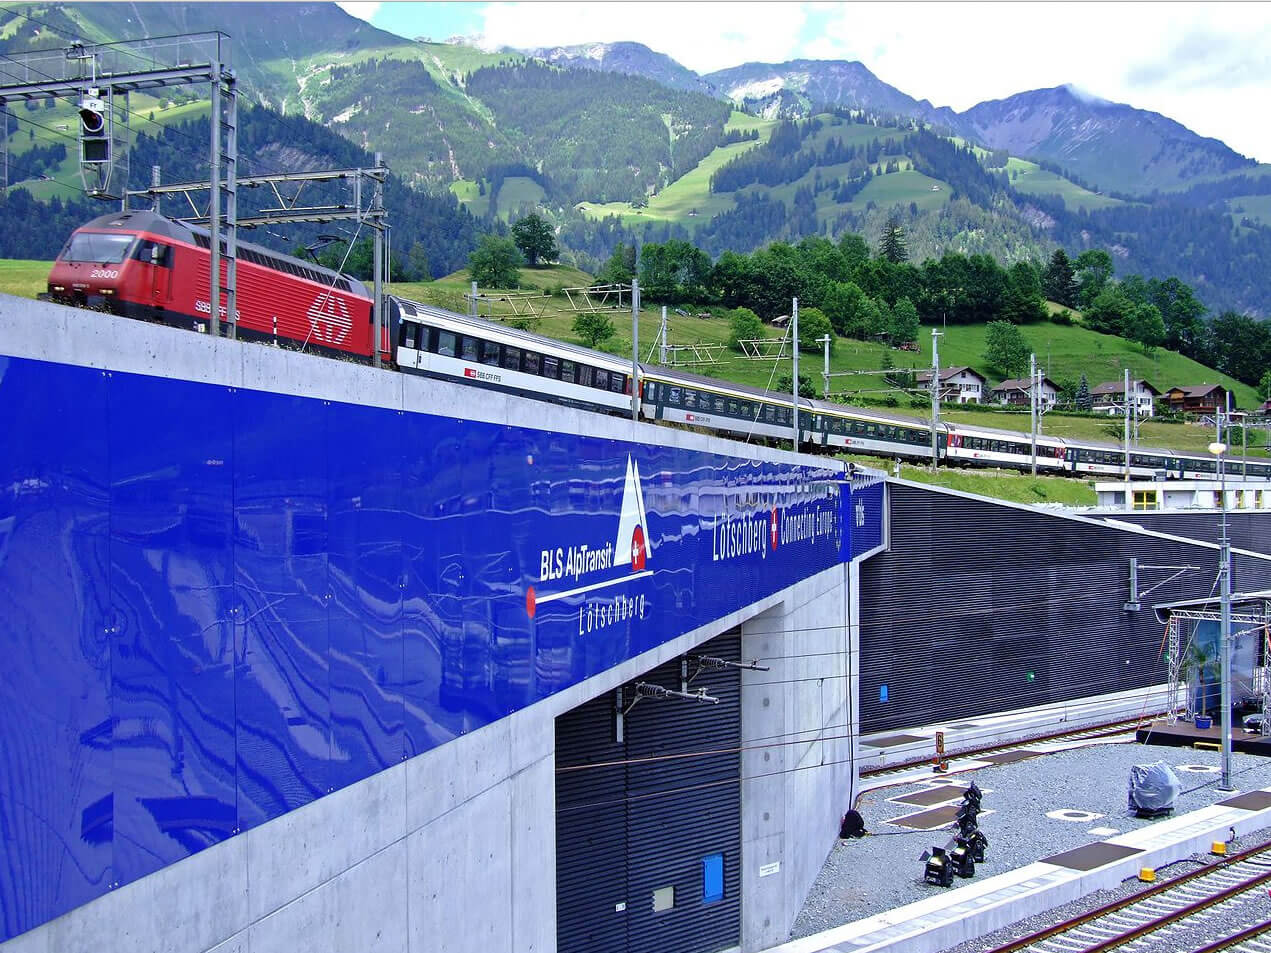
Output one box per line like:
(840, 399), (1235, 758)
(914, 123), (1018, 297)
(991, 376), (1059, 409)
(1095, 479), (1271, 511)
(1091, 380), (1160, 418)
(914, 366), (986, 404)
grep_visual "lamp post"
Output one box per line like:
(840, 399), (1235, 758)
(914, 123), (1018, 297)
(1209, 439), (1233, 791)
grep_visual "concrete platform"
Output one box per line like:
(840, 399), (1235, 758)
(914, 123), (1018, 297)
(1136, 718), (1271, 755)
(761, 787), (1271, 953)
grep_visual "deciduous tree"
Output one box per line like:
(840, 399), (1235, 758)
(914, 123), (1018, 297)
(983, 320), (1029, 377)
(573, 311), (616, 348)
(511, 213), (558, 267)
(468, 235), (523, 288)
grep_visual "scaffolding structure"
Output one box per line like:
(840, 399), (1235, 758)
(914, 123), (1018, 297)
(560, 284), (629, 313)
(465, 291), (553, 321)
(1165, 607), (1271, 732)
(657, 343), (725, 367)
(736, 338), (789, 361)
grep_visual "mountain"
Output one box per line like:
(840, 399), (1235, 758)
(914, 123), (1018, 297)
(960, 85), (1256, 196)
(705, 59), (958, 129)
(522, 41), (714, 95)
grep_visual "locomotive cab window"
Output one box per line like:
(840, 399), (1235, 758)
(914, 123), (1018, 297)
(63, 232), (134, 263)
(132, 240), (172, 268)
(400, 323), (419, 349)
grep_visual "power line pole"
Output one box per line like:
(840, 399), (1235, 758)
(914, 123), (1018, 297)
(631, 278), (640, 422)
(659, 306), (668, 365)
(791, 297), (799, 451)
(1029, 352), (1038, 476)
(818, 334), (832, 399)
(1123, 367), (1132, 507)
(930, 329), (943, 470)
(1208, 438), (1233, 790)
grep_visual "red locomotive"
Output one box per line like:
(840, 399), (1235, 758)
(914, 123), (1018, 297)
(45, 209), (391, 363)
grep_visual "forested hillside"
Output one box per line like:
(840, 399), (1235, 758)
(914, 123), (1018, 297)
(0, 105), (484, 278)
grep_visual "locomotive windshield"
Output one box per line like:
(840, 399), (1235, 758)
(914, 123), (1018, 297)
(60, 231), (134, 264)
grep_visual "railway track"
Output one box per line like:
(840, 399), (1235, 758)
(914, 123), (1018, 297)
(981, 840), (1271, 953)
(859, 716), (1149, 782)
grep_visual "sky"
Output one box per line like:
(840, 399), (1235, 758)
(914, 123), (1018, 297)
(336, 1), (1271, 163)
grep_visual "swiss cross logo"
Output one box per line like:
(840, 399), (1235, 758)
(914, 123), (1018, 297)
(770, 508), (780, 550)
(685, 413), (695, 422)
(464, 368), (477, 378)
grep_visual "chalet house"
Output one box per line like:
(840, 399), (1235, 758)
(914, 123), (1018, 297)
(914, 366), (986, 404)
(1161, 384), (1231, 415)
(1090, 380), (1161, 418)
(991, 376), (1059, 409)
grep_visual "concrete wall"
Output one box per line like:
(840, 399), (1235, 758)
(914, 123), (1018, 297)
(740, 565), (853, 950)
(1, 563), (850, 953)
(0, 296), (852, 953)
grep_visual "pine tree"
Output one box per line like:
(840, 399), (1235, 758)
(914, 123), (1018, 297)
(1042, 249), (1078, 308)
(1076, 374), (1091, 411)
(879, 217), (908, 263)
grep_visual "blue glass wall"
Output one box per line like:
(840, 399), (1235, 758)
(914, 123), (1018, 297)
(0, 354), (851, 941)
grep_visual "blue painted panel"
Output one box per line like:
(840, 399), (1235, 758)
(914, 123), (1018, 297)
(232, 391), (330, 830)
(0, 359), (113, 939)
(326, 401), (404, 793)
(850, 480), (886, 560)
(108, 374), (236, 887)
(0, 348), (849, 943)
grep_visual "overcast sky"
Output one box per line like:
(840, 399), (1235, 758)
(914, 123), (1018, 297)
(338, 1), (1271, 162)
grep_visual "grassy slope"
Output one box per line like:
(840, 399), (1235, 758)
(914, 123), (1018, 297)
(1005, 157), (1122, 212)
(910, 320), (1261, 408)
(1226, 193), (1271, 229)
(578, 111), (778, 224)
(887, 460), (1098, 506)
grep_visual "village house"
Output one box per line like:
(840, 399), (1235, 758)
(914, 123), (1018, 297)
(1090, 379), (1161, 417)
(991, 376), (1059, 409)
(914, 366), (986, 404)
(1161, 384), (1231, 415)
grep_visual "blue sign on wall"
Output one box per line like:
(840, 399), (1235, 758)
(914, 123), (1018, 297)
(0, 354), (852, 941)
(849, 477), (886, 560)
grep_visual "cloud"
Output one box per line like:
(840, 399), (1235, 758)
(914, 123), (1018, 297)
(474, 2), (808, 73)
(335, 1), (382, 22)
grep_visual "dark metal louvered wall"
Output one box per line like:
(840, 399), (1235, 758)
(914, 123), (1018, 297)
(859, 484), (1271, 734)
(556, 633), (742, 953)
(1099, 511), (1271, 557)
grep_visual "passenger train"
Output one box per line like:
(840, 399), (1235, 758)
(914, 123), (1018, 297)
(44, 210), (1271, 482)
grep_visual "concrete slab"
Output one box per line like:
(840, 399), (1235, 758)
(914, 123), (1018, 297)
(761, 786), (1271, 953)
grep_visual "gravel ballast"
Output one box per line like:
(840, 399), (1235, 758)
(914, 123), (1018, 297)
(790, 738), (1271, 945)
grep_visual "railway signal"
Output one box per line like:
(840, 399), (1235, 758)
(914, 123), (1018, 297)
(78, 89), (110, 164)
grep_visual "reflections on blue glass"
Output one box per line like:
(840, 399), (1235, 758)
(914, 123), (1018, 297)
(233, 391), (330, 831)
(0, 351), (849, 943)
(327, 401), (403, 793)
(109, 373), (237, 889)
(0, 360), (112, 941)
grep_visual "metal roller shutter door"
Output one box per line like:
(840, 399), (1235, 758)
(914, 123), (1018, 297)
(557, 632), (742, 953)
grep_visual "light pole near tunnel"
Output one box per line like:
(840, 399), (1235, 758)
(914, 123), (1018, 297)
(1209, 438), (1234, 791)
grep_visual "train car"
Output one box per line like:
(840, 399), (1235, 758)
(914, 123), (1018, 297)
(807, 401), (937, 463)
(943, 420), (1067, 471)
(640, 366), (813, 445)
(390, 296), (635, 415)
(45, 209), (388, 363)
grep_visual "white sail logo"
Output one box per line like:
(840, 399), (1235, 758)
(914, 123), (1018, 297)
(527, 454), (653, 619)
(613, 456), (651, 572)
